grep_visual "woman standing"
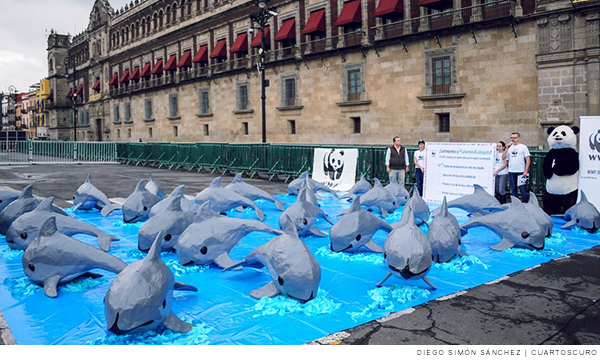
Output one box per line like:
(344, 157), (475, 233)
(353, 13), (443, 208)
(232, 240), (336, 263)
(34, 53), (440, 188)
(414, 140), (426, 196)
(494, 141), (509, 204)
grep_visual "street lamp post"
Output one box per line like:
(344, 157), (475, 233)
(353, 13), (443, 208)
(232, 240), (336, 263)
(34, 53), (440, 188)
(250, 0), (277, 144)
(64, 57), (78, 142)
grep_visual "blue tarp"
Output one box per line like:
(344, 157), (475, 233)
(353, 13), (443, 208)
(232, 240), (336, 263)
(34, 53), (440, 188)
(0, 193), (599, 345)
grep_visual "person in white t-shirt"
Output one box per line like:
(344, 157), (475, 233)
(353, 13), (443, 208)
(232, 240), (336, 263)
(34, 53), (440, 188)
(502, 131), (531, 203)
(494, 141), (509, 204)
(413, 139), (426, 196)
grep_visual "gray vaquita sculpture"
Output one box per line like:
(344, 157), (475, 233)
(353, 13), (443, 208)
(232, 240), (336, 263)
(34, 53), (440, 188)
(339, 173), (372, 200)
(223, 214), (321, 303)
(0, 187), (22, 212)
(279, 188), (334, 237)
(401, 187), (430, 226)
(6, 198), (119, 251)
(0, 185), (67, 235)
(22, 217), (127, 298)
(138, 194), (200, 252)
(485, 191), (554, 237)
(427, 196), (466, 263)
(432, 184), (499, 217)
(176, 217), (283, 268)
(73, 174), (121, 218)
(287, 171), (339, 198)
(384, 177), (410, 207)
(558, 190), (600, 233)
(146, 172), (165, 199)
(340, 179), (397, 218)
(109, 180), (161, 223)
(461, 196), (545, 251)
(329, 195), (392, 253)
(377, 205), (436, 290)
(104, 232), (198, 335)
(195, 177), (265, 221)
(149, 185), (207, 218)
(225, 173), (286, 211)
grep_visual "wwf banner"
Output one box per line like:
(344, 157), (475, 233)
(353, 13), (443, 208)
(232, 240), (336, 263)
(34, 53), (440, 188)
(578, 116), (600, 208)
(311, 148), (358, 191)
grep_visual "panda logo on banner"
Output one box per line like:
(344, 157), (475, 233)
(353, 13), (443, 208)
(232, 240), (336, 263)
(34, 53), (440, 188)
(323, 149), (345, 181)
(590, 130), (600, 153)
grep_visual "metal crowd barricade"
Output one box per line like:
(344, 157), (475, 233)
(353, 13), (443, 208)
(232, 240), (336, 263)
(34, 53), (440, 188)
(221, 143), (270, 178)
(0, 140), (119, 164)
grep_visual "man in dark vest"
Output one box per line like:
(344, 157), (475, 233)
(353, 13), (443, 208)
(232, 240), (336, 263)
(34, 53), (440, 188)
(385, 136), (410, 187)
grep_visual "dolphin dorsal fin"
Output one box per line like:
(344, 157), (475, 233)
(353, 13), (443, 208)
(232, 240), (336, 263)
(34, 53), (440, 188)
(168, 194), (183, 212)
(148, 172), (154, 182)
(400, 204), (416, 227)
(146, 231), (164, 263)
(36, 197), (55, 212)
(528, 192), (540, 207)
(580, 190), (589, 203)
(359, 173), (366, 181)
(412, 186), (421, 198)
(40, 216), (58, 237)
(473, 184), (485, 193)
(389, 177), (398, 185)
(373, 178), (383, 188)
(233, 173), (243, 183)
(85, 174), (92, 183)
(348, 196), (362, 212)
(210, 177), (222, 188)
(135, 180), (146, 192)
(19, 185), (34, 199)
(510, 196), (522, 205)
(297, 188), (310, 203)
(280, 214), (298, 236)
(439, 196), (449, 217)
(169, 184), (186, 197)
(299, 171), (308, 179)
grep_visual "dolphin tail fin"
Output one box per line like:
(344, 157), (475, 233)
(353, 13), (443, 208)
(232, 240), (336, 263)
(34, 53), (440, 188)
(254, 205), (265, 221)
(561, 220), (577, 229)
(174, 281), (198, 292)
(422, 276), (437, 290)
(250, 281), (280, 299)
(375, 272), (392, 287)
(490, 238), (515, 251)
(101, 203), (121, 217)
(274, 198), (285, 211)
(97, 233), (119, 252)
(363, 239), (383, 253)
(163, 312), (194, 334)
(214, 253), (243, 270)
(323, 213), (335, 225)
(43, 275), (61, 298)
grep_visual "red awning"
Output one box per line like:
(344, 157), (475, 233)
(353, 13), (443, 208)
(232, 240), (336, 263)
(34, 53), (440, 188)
(374, 0), (404, 16)
(75, 85), (83, 96)
(109, 73), (119, 86)
(274, 18), (296, 42)
(164, 54), (177, 71)
(47, 90), (54, 101)
(335, 0), (361, 26)
(65, 88), (74, 99)
(302, 9), (326, 35)
(92, 79), (101, 91)
(178, 50), (192, 67)
(210, 39), (227, 59)
(251, 26), (270, 48)
(129, 66), (140, 81)
(119, 69), (130, 83)
(151, 59), (164, 75)
(140, 63), (152, 78)
(193, 45), (209, 63)
(418, 0), (453, 7)
(230, 33), (248, 53)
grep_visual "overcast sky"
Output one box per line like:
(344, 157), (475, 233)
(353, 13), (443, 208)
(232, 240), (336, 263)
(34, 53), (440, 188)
(0, 0), (132, 95)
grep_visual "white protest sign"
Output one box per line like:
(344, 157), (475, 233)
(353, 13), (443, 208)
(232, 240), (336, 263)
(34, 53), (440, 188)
(424, 142), (496, 203)
(312, 148), (358, 191)
(578, 116), (600, 209)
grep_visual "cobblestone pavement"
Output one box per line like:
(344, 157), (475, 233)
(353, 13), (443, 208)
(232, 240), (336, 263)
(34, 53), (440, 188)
(1, 163), (599, 345)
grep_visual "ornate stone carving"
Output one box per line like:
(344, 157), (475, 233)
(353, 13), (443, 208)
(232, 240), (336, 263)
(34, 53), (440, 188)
(538, 15), (572, 54)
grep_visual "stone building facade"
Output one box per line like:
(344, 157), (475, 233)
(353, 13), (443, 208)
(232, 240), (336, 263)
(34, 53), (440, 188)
(45, 0), (600, 148)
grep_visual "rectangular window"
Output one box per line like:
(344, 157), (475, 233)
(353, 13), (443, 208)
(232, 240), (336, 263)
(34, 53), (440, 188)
(432, 56), (451, 94)
(149, 127), (153, 137)
(242, 122), (249, 135)
(283, 78), (296, 106)
(113, 104), (120, 123)
(204, 124), (210, 136)
(347, 69), (362, 101)
(144, 98), (153, 120)
(127, 128), (131, 138)
(124, 102), (131, 123)
(352, 116), (361, 134)
(288, 120), (296, 135)
(438, 113), (450, 132)
(173, 125), (178, 137)
(237, 83), (249, 111)
(199, 88), (210, 114)
(169, 93), (179, 118)
(117, 129), (121, 138)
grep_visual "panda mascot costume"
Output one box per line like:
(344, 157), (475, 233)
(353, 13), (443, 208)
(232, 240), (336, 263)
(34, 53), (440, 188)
(542, 125), (580, 215)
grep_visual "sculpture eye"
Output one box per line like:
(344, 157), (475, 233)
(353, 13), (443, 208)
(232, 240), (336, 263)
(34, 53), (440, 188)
(521, 231), (530, 239)
(200, 246), (207, 255)
(576, 219), (580, 223)
(72, 195), (75, 199)
(164, 234), (172, 241)
(302, 218), (308, 225)
(28, 264), (35, 271)
(21, 232), (27, 239)
(458, 239), (462, 245)
(355, 234), (361, 241)
(278, 276), (284, 285)
(384, 252), (387, 259)
(143, 206), (148, 211)
(162, 300), (166, 309)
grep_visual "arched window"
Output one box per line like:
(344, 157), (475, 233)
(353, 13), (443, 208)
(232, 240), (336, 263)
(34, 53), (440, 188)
(141, 19), (146, 35)
(121, 29), (125, 44)
(125, 26), (130, 42)
(172, 4), (178, 22)
(181, 0), (186, 17)
(159, 10), (164, 27)
(166, 6), (171, 24)
(147, 16), (151, 32)
(153, 13), (158, 30)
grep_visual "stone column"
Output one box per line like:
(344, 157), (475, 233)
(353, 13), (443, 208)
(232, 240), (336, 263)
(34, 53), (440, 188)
(418, 6), (430, 32)
(452, 0), (463, 25)
(403, 0), (413, 34)
(472, 0), (482, 22)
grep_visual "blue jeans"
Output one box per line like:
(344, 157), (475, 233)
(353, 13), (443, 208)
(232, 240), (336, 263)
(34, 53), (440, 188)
(508, 172), (529, 203)
(415, 168), (424, 197)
